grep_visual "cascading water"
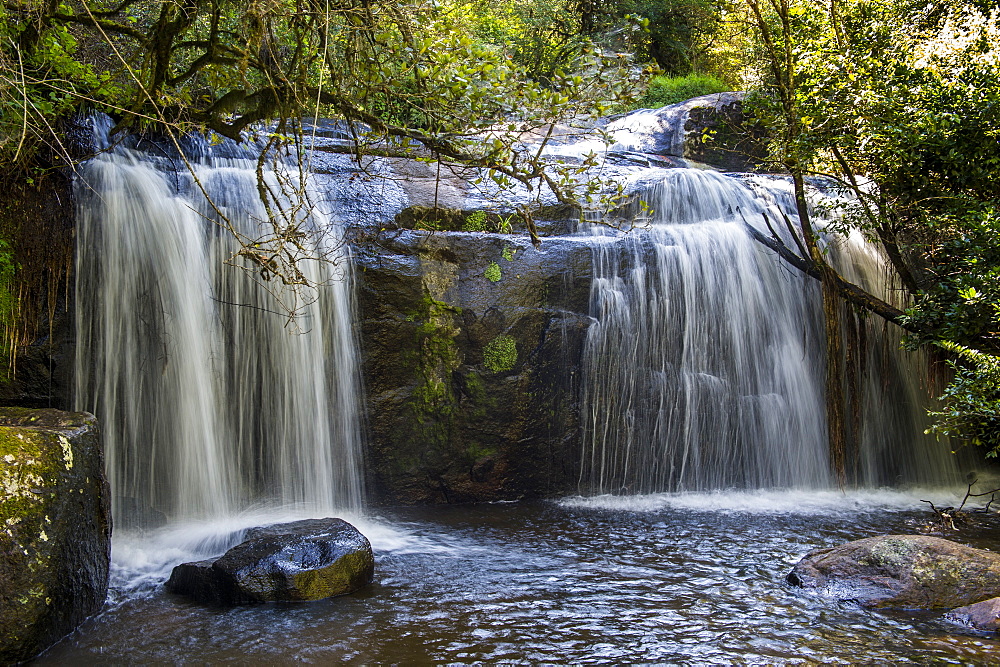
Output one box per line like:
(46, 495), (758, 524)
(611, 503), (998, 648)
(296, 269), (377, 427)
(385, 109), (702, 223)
(73, 118), (363, 528)
(579, 168), (960, 495)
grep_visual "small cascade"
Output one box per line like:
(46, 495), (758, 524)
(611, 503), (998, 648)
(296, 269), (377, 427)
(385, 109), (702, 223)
(580, 169), (958, 495)
(74, 119), (363, 526)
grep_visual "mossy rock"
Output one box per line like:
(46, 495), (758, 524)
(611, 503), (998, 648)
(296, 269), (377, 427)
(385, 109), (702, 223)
(0, 407), (110, 664)
(788, 534), (1000, 609)
(394, 206), (466, 232)
(166, 518), (374, 605)
(355, 231), (592, 505)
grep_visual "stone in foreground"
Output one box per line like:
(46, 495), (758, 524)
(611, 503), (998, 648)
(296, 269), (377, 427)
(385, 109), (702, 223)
(167, 518), (374, 604)
(946, 596), (1000, 632)
(0, 408), (111, 664)
(787, 534), (1000, 609)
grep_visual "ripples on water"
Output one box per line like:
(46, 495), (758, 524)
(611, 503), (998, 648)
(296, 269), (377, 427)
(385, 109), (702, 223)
(39, 490), (1000, 664)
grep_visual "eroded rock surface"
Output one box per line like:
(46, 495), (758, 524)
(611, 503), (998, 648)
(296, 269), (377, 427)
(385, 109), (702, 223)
(166, 518), (374, 605)
(0, 408), (110, 664)
(787, 534), (1000, 609)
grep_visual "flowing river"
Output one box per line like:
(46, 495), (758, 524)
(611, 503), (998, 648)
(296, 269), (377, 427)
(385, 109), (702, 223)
(37, 490), (1000, 663)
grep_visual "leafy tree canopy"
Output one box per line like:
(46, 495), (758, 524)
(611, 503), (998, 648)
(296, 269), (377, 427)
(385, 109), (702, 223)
(740, 0), (1000, 454)
(0, 0), (643, 189)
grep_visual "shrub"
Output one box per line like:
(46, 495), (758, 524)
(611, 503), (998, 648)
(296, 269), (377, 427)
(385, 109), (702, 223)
(639, 72), (729, 109)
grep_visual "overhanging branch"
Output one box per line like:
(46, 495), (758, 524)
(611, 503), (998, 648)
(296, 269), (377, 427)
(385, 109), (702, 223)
(742, 219), (933, 337)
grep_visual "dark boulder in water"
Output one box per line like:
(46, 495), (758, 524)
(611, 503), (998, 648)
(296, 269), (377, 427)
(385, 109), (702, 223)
(166, 518), (374, 605)
(787, 534), (1000, 609)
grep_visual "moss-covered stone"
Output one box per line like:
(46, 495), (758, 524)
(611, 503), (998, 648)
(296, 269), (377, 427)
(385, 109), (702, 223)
(167, 518), (373, 605)
(0, 408), (110, 664)
(484, 261), (502, 283)
(483, 335), (517, 373)
(788, 534), (1000, 609)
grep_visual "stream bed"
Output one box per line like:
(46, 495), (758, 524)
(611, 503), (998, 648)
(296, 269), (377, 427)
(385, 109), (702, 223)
(38, 489), (1000, 664)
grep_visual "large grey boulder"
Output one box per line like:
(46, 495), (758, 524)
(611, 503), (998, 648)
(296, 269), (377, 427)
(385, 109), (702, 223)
(166, 518), (374, 605)
(0, 408), (111, 664)
(787, 534), (1000, 609)
(604, 92), (769, 172)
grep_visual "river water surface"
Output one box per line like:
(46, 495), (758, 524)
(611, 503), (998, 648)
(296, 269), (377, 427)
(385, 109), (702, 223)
(37, 489), (1000, 664)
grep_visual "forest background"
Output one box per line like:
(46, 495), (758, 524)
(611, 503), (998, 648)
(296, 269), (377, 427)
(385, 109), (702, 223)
(0, 0), (997, 458)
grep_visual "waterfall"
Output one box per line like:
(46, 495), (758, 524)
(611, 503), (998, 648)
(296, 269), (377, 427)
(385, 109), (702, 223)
(580, 169), (959, 495)
(73, 120), (363, 526)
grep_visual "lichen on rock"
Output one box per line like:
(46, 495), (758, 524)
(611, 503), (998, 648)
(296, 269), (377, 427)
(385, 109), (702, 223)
(0, 408), (110, 664)
(788, 534), (1000, 609)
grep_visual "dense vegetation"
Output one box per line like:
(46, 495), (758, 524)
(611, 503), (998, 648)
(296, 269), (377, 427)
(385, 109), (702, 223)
(738, 0), (1000, 459)
(0, 0), (997, 457)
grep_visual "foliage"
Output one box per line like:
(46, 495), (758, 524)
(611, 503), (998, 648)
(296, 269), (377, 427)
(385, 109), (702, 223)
(639, 72), (728, 108)
(483, 334), (517, 372)
(739, 0), (1000, 452)
(454, 0), (592, 82)
(0, 0), (647, 293)
(927, 342), (1000, 455)
(616, 0), (725, 75)
(461, 210), (515, 234)
(462, 211), (488, 232)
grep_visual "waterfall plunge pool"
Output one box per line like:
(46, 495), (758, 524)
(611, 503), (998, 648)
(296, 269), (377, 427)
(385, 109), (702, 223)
(37, 489), (1000, 664)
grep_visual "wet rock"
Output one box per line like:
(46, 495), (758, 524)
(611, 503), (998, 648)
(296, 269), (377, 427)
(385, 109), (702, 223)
(787, 535), (1000, 609)
(946, 596), (1000, 632)
(605, 92), (769, 172)
(0, 173), (76, 411)
(113, 496), (168, 530)
(166, 559), (221, 604)
(166, 518), (374, 605)
(0, 408), (111, 664)
(354, 230), (591, 505)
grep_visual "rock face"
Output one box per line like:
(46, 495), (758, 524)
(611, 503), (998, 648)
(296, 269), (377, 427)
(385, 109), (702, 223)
(787, 535), (1000, 609)
(355, 230), (591, 505)
(166, 518), (374, 605)
(605, 92), (769, 172)
(0, 408), (110, 664)
(0, 173), (76, 411)
(946, 596), (1000, 632)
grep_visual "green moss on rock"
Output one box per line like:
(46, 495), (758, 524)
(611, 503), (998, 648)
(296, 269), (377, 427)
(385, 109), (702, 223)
(483, 335), (517, 373)
(484, 262), (502, 282)
(0, 408), (110, 664)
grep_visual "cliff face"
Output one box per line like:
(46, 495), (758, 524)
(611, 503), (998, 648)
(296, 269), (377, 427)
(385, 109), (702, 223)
(319, 93), (768, 505)
(355, 230), (593, 504)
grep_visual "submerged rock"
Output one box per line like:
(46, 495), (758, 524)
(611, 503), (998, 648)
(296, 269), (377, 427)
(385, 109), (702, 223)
(166, 518), (374, 605)
(946, 596), (1000, 632)
(787, 534), (1000, 609)
(0, 408), (111, 664)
